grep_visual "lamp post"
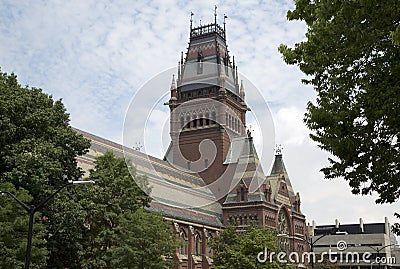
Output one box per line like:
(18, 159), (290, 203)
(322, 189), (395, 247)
(0, 180), (95, 269)
(189, 253), (206, 269)
(308, 233), (332, 269)
(366, 244), (400, 269)
(277, 232), (332, 269)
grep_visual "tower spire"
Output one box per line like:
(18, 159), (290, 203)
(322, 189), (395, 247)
(235, 66), (239, 85)
(240, 80), (245, 100)
(223, 14), (227, 39)
(190, 12), (194, 30)
(170, 74), (177, 100)
(214, 5), (217, 24)
(219, 60), (226, 93)
(177, 61), (181, 81)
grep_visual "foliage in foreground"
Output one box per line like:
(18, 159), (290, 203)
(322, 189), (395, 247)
(0, 70), (179, 268)
(78, 152), (178, 269)
(279, 0), (400, 233)
(0, 69), (89, 268)
(209, 225), (288, 269)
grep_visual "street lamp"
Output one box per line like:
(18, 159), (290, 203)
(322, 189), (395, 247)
(0, 180), (95, 269)
(189, 253), (206, 269)
(366, 244), (400, 269)
(308, 233), (332, 269)
(277, 232), (333, 269)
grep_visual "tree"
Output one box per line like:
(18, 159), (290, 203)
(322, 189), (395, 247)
(110, 208), (179, 269)
(0, 69), (90, 267)
(0, 70), (90, 201)
(209, 225), (288, 269)
(279, 1), (400, 228)
(78, 152), (178, 269)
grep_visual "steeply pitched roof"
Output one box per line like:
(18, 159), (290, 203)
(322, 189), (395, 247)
(268, 153), (295, 197)
(224, 135), (267, 204)
(74, 128), (223, 228)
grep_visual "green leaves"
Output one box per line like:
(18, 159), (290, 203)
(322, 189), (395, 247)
(0, 70), (90, 202)
(77, 152), (177, 269)
(0, 69), (90, 268)
(210, 225), (287, 269)
(0, 69), (179, 267)
(280, 1), (400, 221)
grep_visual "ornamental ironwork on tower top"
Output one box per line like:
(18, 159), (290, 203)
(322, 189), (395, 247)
(190, 23), (226, 40)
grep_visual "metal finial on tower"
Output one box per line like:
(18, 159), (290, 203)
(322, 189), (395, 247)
(177, 61), (181, 80)
(235, 66), (238, 85)
(214, 5), (217, 24)
(190, 12), (194, 30)
(133, 141), (143, 152)
(275, 144), (283, 155)
(247, 125), (254, 138)
(223, 14), (227, 34)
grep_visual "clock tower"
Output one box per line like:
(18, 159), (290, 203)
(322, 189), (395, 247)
(165, 18), (248, 200)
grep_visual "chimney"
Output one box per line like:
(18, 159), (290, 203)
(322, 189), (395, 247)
(359, 218), (364, 233)
(385, 217), (389, 235)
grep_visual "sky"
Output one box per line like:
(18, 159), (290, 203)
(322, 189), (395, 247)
(1, 0), (399, 233)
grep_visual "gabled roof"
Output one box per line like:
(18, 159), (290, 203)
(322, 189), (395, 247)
(223, 135), (266, 204)
(268, 153), (295, 198)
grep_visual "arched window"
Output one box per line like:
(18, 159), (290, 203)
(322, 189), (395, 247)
(186, 116), (191, 128)
(278, 210), (289, 235)
(178, 229), (187, 255)
(194, 232), (202, 255)
(240, 187), (245, 201)
(207, 238), (213, 256)
(193, 115), (197, 128)
(205, 113), (210, 125)
(199, 114), (203, 127)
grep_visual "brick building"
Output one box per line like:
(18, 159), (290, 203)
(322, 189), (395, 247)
(76, 17), (307, 269)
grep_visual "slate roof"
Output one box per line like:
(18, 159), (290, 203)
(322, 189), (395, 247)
(74, 128), (223, 228)
(268, 153), (295, 197)
(224, 135), (267, 204)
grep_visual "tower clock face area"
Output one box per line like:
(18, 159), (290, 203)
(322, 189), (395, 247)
(169, 89), (246, 186)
